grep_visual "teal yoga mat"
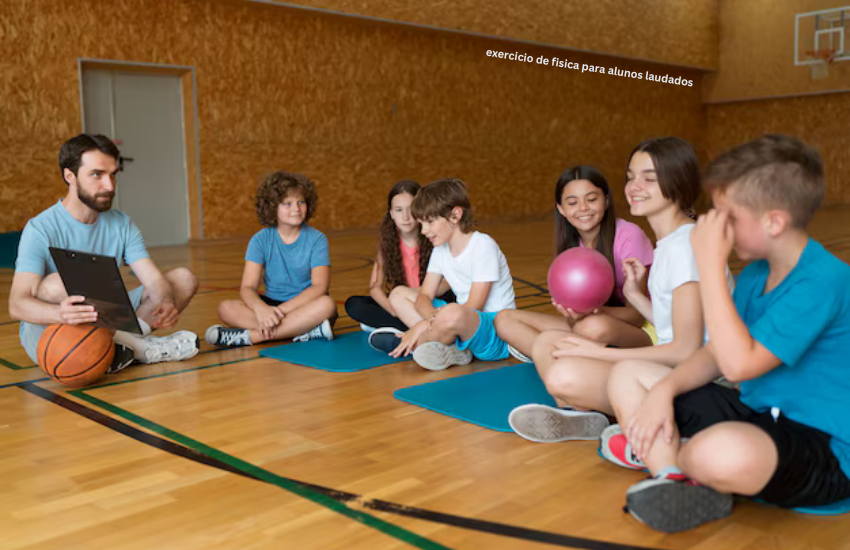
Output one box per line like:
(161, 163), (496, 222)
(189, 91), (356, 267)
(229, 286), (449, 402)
(258, 331), (408, 371)
(394, 363), (555, 431)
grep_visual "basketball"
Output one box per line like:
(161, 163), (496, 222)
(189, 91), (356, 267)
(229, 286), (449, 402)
(547, 248), (615, 314)
(37, 324), (114, 388)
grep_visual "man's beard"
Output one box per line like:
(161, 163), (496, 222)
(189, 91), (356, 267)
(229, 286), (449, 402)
(78, 187), (114, 212)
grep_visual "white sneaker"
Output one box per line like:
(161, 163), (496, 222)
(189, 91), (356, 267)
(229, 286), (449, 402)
(293, 319), (334, 342)
(411, 341), (473, 371)
(508, 403), (609, 442)
(507, 344), (533, 363)
(138, 330), (200, 364)
(359, 323), (377, 333)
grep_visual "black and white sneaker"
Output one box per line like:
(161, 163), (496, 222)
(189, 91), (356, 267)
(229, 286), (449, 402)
(368, 327), (404, 354)
(107, 343), (136, 374)
(205, 325), (251, 348)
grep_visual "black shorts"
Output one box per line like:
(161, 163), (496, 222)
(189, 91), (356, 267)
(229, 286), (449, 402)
(674, 383), (850, 508)
(259, 295), (284, 307)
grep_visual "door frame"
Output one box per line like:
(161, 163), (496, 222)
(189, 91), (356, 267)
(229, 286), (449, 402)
(77, 58), (204, 240)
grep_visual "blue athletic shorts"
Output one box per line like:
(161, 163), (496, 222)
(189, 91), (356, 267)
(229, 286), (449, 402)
(456, 310), (510, 361)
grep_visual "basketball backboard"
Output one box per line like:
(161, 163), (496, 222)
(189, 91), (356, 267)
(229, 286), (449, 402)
(795, 7), (850, 66)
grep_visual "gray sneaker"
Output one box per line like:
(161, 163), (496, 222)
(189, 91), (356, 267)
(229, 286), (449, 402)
(411, 341), (473, 371)
(508, 403), (609, 442)
(626, 475), (733, 533)
(139, 330), (200, 364)
(293, 319), (334, 342)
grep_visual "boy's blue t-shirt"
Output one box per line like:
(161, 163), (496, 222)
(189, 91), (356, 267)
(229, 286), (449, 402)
(16, 200), (149, 276)
(245, 225), (330, 302)
(734, 239), (850, 476)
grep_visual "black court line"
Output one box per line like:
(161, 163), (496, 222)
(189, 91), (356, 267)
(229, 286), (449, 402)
(20, 381), (662, 550)
(512, 277), (549, 294)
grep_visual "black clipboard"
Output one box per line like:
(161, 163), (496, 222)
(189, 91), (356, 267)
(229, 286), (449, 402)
(49, 247), (143, 334)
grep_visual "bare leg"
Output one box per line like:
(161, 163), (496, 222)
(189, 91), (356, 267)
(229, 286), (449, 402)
(388, 286), (423, 328)
(573, 314), (652, 348)
(416, 303), (479, 345)
(135, 267), (199, 327)
(607, 360), (677, 472)
(494, 309), (571, 357)
(218, 295), (335, 344)
(679, 422), (777, 495)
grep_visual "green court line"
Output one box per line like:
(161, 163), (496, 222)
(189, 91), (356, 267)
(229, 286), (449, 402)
(70, 389), (450, 550)
(0, 357), (38, 370)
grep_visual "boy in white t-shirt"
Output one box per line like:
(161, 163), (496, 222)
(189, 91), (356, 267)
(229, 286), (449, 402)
(368, 179), (516, 370)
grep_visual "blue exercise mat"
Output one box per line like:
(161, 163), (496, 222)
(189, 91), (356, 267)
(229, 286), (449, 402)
(792, 499), (850, 515)
(394, 363), (555, 431)
(258, 331), (408, 371)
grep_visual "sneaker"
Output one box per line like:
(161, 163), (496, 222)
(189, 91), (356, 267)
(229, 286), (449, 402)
(205, 325), (251, 348)
(360, 323), (377, 334)
(625, 475), (733, 533)
(138, 330), (200, 364)
(107, 343), (136, 374)
(412, 341), (473, 371)
(508, 403), (609, 443)
(507, 344), (533, 364)
(293, 319), (334, 342)
(599, 424), (646, 470)
(368, 327), (404, 353)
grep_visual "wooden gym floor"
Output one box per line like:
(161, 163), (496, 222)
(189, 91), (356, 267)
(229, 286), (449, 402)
(2, 208), (850, 550)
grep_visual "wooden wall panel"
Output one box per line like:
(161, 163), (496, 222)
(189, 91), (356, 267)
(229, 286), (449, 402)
(704, 93), (850, 205)
(258, 0), (720, 69)
(0, 0), (705, 239)
(703, 0), (850, 102)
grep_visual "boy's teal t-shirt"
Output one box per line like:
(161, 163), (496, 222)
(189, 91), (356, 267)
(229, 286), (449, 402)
(245, 225), (330, 302)
(734, 239), (850, 476)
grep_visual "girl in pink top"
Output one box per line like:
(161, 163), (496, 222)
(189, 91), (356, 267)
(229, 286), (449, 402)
(495, 165), (655, 360)
(345, 181), (453, 331)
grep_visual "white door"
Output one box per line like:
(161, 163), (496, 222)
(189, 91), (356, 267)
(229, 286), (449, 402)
(82, 68), (190, 247)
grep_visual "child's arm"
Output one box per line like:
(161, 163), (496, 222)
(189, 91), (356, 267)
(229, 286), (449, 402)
(277, 266), (331, 315)
(553, 281), (704, 366)
(367, 252), (396, 316)
(239, 261), (284, 329)
(691, 210), (782, 381)
(464, 282), (492, 312)
(413, 272), (443, 320)
(621, 258), (653, 323)
(626, 344), (723, 459)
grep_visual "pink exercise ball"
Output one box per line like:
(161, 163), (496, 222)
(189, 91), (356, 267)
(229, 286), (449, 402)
(547, 248), (615, 313)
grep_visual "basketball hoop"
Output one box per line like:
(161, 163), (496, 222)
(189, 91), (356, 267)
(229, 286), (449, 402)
(806, 48), (838, 78)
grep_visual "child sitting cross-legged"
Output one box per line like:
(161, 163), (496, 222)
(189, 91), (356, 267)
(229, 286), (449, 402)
(603, 135), (850, 532)
(205, 171), (336, 347)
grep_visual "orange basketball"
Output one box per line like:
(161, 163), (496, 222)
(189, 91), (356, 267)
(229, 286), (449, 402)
(37, 324), (114, 388)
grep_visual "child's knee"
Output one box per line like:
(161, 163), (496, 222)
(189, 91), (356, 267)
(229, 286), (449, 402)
(388, 285), (411, 307)
(169, 267), (199, 296)
(530, 330), (562, 361)
(542, 362), (588, 404)
(573, 315), (611, 342)
(679, 425), (776, 493)
(432, 303), (467, 333)
(316, 294), (337, 317)
(493, 309), (516, 333)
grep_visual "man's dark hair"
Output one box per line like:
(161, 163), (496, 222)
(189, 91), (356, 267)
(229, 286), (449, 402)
(59, 134), (121, 184)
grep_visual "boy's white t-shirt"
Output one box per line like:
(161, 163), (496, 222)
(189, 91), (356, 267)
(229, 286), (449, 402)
(426, 231), (516, 312)
(648, 223), (735, 346)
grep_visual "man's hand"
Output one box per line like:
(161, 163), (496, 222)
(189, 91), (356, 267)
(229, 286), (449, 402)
(151, 299), (180, 329)
(58, 295), (98, 325)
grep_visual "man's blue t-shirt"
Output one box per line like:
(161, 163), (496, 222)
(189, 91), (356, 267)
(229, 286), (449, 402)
(245, 225), (330, 302)
(734, 239), (850, 476)
(16, 200), (149, 276)
(16, 200), (150, 345)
